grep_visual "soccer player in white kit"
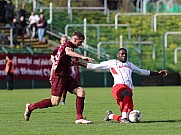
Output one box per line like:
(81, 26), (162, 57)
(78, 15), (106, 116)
(78, 48), (167, 123)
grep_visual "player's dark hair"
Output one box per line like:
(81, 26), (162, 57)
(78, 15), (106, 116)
(117, 48), (127, 53)
(71, 31), (85, 40)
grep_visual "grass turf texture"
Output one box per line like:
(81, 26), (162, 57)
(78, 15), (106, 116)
(0, 86), (181, 135)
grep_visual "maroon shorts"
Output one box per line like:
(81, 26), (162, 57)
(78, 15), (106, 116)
(51, 75), (79, 96)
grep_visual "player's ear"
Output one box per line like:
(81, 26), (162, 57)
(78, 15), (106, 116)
(116, 53), (119, 58)
(71, 36), (76, 43)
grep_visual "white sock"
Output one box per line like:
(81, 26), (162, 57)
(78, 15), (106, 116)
(122, 112), (127, 119)
(108, 114), (114, 120)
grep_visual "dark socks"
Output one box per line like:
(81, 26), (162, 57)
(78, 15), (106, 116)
(29, 99), (53, 111)
(76, 96), (85, 119)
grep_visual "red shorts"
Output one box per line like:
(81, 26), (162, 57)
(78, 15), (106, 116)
(51, 75), (79, 96)
(112, 84), (133, 110)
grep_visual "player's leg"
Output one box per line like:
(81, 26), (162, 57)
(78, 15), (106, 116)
(67, 76), (92, 124)
(24, 75), (63, 121)
(126, 98), (134, 119)
(24, 98), (54, 121)
(61, 90), (67, 105)
(106, 95), (131, 123)
(104, 110), (122, 122)
(73, 87), (92, 124)
(107, 84), (132, 123)
(119, 89), (132, 123)
(73, 87), (85, 119)
(104, 85), (123, 122)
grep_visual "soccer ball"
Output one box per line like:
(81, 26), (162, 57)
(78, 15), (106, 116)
(128, 110), (142, 123)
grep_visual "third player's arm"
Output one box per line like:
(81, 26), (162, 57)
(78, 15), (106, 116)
(131, 62), (167, 76)
(77, 61), (88, 68)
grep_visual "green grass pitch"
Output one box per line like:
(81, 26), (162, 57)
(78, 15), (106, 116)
(1, 86), (181, 135)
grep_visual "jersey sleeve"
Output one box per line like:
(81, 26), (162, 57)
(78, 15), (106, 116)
(65, 42), (74, 51)
(87, 60), (112, 70)
(130, 62), (150, 76)
(52, 47), (59, 56)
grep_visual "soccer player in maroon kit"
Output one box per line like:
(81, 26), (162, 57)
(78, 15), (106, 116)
(24, 31), (93, 124)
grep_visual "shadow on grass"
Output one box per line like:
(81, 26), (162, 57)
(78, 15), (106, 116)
(141, 119), (181, 123)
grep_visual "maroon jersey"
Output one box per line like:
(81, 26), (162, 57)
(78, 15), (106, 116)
(54, 41), (76, 76)
(52, 46), (59, 56)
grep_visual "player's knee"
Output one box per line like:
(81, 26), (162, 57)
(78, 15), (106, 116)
(51, 97), (60, 106)
(51, 101), (59, 106)
(120, 89), (132, 99)
(75, 87), (85, 97)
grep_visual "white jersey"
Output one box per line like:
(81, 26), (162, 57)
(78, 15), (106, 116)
(87, 59), (150, 90)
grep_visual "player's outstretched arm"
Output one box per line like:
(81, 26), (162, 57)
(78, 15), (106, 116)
(76, 61), (87, 68)
(150, 70), (168, 76)
(81, 56), (94, 62)
(65, 48), (94, 62)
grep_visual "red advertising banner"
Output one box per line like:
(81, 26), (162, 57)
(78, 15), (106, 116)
(0, 54), (80, 82)
(0, 54), (52, 80)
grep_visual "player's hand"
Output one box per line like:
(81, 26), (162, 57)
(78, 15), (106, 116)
(82, 56), (94, 62)
(49, 77), (53, 85)
(159, 70), (167, 76)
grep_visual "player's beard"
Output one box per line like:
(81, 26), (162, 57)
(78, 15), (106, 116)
(121, 57), (127, 63)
